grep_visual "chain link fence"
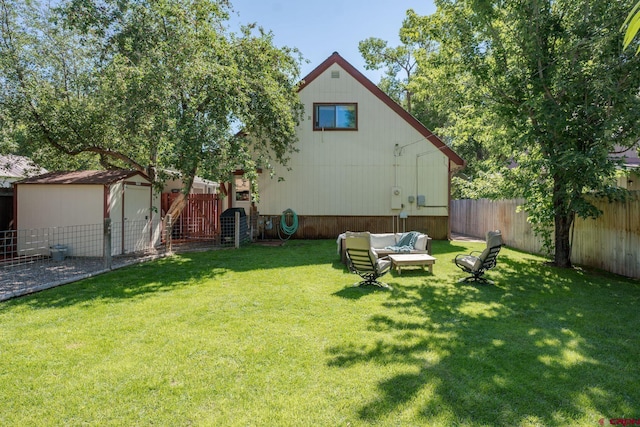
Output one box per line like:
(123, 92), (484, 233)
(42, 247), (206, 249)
(1, 211), (253, 301)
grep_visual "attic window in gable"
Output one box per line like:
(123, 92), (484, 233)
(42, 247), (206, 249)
(313, 103), (357, 130)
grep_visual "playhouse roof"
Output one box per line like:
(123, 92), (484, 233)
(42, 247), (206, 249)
(17, 170), (150, 185)
(298, 52), (465, 168)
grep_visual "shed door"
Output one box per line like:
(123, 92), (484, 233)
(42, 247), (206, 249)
(123, 184), (151, 253)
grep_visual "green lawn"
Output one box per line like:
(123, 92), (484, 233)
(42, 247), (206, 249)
(1, 239), (638, 426)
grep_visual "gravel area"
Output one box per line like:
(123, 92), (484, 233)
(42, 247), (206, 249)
(0, 239), (234, 302)
(0, 250), (174, 301)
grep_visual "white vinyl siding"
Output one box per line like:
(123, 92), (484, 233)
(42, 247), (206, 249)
(257, 63), (450, 217)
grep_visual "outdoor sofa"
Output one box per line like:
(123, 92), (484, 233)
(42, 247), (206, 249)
(337, 231), (432, 264)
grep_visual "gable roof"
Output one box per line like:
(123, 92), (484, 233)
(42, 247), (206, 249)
(16, 170), (149, 185)
(298, 52), (465, 168)
(0, 155), (47, 179)
(612, 145), (640, 170)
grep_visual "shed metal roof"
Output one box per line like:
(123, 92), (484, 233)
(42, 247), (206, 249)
(16, 170), (149, 185)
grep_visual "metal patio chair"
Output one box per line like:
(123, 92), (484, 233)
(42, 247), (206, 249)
(344, 231), (392, 289)
(454, 230), (503, 284)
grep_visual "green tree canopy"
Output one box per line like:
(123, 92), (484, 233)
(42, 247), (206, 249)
(358, 10), (451, 130)
(622, 1), (640, 53)
(0, 0), (304, 217)
(358, 36), (418, 113)
(402, 0), (640, 267)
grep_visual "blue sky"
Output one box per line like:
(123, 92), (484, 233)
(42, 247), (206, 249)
(227, 0), (436, 83)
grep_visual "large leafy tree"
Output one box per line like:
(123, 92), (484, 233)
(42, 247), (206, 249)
(358, 37), (418, 113)
(405, 0), (640, 267)
(0, 0), (304, 218)
(358, 11), (449, 130)
(360, 10), (512, 189)
(0, 0), (104, 170)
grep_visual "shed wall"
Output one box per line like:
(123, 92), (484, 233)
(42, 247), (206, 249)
(17, 184), (103, 229)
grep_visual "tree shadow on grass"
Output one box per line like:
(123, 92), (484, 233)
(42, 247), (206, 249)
(331, 240), (495, 302)
(6, 240), (341, 308)
(327, 250), (640, 425)
(333, 285), (375, 298)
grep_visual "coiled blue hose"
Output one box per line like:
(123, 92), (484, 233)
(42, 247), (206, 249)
(278, 208), (298, 240)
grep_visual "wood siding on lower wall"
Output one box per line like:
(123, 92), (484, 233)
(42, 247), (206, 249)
(259, 215), (450, 240)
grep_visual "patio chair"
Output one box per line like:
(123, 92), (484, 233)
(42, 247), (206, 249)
(344, 231), (392, 289)
(454, 230), (503, 284)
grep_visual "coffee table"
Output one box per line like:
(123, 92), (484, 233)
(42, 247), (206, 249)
(387, 253), (437, 274)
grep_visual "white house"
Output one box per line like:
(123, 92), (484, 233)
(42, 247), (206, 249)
(14, 170), (161, 256)
(254, 52), (465, 240)
(0, 154), (47, 188)
(162, 170), (219, 195)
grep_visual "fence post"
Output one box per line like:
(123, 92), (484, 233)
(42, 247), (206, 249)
(235, 211), (240, 249)
(104, 218), (112, 270)
(166, 214), (173, 253)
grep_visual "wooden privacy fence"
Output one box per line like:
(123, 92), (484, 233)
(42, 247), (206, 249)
(161, 193), (222, 240)
(450, 195), (640, 279)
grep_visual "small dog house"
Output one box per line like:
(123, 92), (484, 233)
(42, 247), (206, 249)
(14, 170), (159, 256)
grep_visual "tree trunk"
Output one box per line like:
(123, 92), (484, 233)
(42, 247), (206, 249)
(166, 193), (188, 221)
(166, 165), (197, 222)
(552, 174), (573, 268)
(554, 212), (573, 268)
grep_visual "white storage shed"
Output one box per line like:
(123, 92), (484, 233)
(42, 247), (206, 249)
(14, 170), (160, 256)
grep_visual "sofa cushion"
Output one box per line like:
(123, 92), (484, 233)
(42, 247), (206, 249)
(369, 233), (397, 249)
(382, 231), (421, 253)
(414, 235), (427, 251)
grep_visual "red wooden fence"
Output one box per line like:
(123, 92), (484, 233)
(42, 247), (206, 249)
(161, 193), (222, 240)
